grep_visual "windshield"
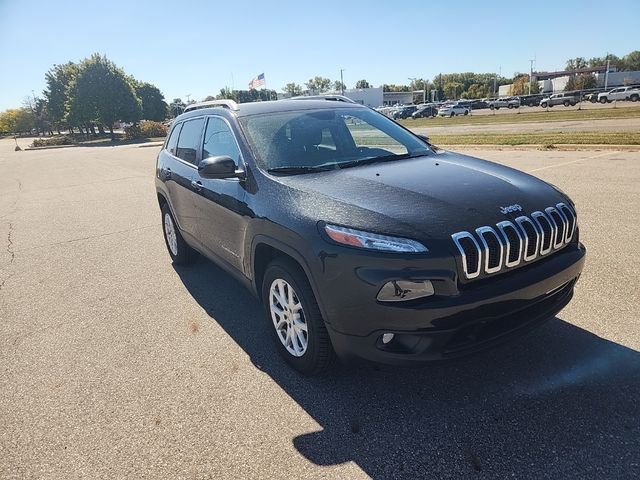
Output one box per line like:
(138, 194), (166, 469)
(240, 107), (430, 172)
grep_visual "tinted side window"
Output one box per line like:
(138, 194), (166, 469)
(176, 118), (205, 165)
(166, 122), (182, 156)
(202, 117), (241, 163)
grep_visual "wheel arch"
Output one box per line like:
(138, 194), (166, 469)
(250, 235), (329, 320)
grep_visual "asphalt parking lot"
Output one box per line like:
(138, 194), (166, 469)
(1, 138), (638, 479)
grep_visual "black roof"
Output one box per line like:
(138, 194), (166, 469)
(177, 99), (365, 122)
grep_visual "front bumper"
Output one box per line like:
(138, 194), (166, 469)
(316, 242), (586, 365)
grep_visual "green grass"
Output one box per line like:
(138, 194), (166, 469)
(429, 131), (640, 146)
(398, 105), (640, 128)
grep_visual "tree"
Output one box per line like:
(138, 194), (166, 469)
(0, 108), (36, 135)
(622, 50), (640, 71)
(305, 76), (331, 93)
(170, 98), (186, 117)
(333, 80), (346, 92)
(565, 57), (587, 71)
(134, 82), (168, 121)
(509, 74), (538, 95)
(443, 82), (463, 99)
(283, 82), (303, 96)
(382, 84), (410, 92)
(355, 79), (370, 89)
(44, 62), (79, 131)
(67, 54), (142, 138)
(566, 73), (597, 91)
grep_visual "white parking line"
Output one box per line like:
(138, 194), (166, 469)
(527, 151), (616, 173)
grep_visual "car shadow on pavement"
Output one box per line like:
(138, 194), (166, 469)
(174, 257), (640, 479)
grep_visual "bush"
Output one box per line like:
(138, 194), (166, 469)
(125, 120), (168, 139)
(31, 135), (76, 147)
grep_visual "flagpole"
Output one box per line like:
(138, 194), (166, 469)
(263, 73), (269, 101)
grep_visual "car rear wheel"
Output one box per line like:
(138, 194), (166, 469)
(464, 110), (469, 115)
(262, 259), (336, 375)
(541, 102), (547, 108)
(489, 105), (495, 110)
(600, 97), (607, 104)
(563, 100), (570, 107)
(508, 104), (514, 109)
(631, 94), (639, 102)
(450, 112), (455, 117)
(161, 204), (195, 265)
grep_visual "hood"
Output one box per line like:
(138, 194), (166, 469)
(272, 151), (568, 240)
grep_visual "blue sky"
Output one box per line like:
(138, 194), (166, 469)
(0, 0), (639, 110)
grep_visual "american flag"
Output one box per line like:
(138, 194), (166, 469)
(248, 73), (265, 90)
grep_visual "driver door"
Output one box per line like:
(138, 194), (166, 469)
(191, 116), (248, 271)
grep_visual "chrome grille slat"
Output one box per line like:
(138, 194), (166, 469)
(452, 203), (577, 280)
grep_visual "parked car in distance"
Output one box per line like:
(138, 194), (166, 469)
(519, 94), (545, 107)
(438, 104), (470, 117)
(540, 93), (579, 108)
(156, 97), (585, 375)
(392, 105), (418, 119)
(487, 97), (520, 109)
(470, 99), (488, 109)
(598, 86), (640, 103)
(411, 105), (439, 118)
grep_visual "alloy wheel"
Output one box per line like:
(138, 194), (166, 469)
(269, 278), (308, 357)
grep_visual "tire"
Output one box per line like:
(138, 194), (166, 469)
(161, 203), (195, 265)
(450, 112), (455, 117)
(489, 105), (495, 110)
(541, 102), (547, 108)
(464, 110), (469, 115)
(600, 97), (607, 104)
(261, 258), (337, 375)
(563, 100), (570, 107)
(631, 94), (639, 102)
(508, 104), (514, 109)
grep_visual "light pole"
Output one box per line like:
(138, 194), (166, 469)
(529, 59), (535, 95)
(340, 69), (345, 95)
(408, 77), (417, 104)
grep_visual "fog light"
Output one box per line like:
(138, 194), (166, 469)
(382, 333), (395, 344)
(377, 280), (434, 302)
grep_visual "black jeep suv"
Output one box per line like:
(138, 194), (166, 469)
(156, 97), (586, 375)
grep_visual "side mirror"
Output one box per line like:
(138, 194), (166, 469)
(417, 134), (431, 145)
(198, 156), (244, 179)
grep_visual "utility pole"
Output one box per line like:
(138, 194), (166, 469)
(529, 59), (535, 95)
(604, 55), (610, 90)
(340, 69), (345, 95)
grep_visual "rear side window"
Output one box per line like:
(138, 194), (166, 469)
(176, 118), (205, 165)
(166, 122), (182, 156)
(202, 117), (242, 164)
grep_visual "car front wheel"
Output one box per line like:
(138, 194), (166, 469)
(600, 97), (607, 104)
(262, 259), (336, 375)
(161, 204), (195, 265)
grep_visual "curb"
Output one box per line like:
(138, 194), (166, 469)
(24, 144), (78, 151)
(437, 144), (640, 151)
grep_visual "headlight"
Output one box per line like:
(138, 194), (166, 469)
(323, 224), (428, 253)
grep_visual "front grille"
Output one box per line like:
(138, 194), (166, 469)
(451, 202), (576, 280)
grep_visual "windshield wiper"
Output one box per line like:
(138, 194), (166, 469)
(267, 165), (334, 175)
(335, 151), (428, 170)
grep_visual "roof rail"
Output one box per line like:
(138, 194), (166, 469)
(184, 99), (239, 113)
(289, 95), (357, 104)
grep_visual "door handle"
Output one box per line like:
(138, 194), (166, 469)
(191, 180), (203, 192)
